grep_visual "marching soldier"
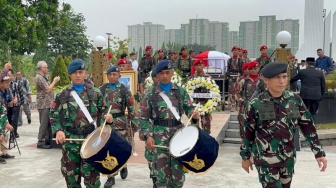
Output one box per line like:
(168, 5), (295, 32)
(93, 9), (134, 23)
(100, 65), (136, 188)
(50, 59), (113, 188)
(139, 68), (159, 187)
(138, 45), (157, 81)
(189, 49), (195, 59)
(157, 49), (164, 62)
(256, 45), (272, 71)
(171, 51), (179, 64)
(176, 46), (192, 79)
(227, 46), (244, 112)
(140, 60), (199, 188)
(240, 62), (327, 188)
(189, 60), (212, 134)
(242, 49), (250, 63)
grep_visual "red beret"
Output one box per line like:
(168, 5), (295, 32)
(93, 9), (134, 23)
(260, 45), (267, 51)
(242, 49), (248, 53)
(145, 46), (152, 51)
(242, 62), (250, 71)
(238, 47), (242, 50)
(117, 59), (128, 66)
(108, 53), (113, 59)
(290, 55), (295, 59)
(248, 61), (259, 69)
(158, 49), (163, 53)
(172, 51), (178, 54)
(231, 46), (238, 51)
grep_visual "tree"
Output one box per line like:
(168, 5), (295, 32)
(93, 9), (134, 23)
(48, 4), (93, 59)
(51, 55), (70, 86)
(108, 36), (131, 64)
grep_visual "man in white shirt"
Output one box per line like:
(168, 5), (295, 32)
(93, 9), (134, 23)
(297, 60), (307, 91)
(129, 52), (138, 70)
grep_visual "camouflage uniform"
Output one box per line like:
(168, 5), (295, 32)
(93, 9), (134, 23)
(189, 74), (212, 134)
(140, 83), (195, 188)
(226, 57), (244, 110)
(252, 57), (273, 98)
(240, 90), (325, 188)
(256, 56), (272, 71)
(50, 84), (106, 188)
(0, 97), (9, 157)
(176, 55), (192, 79)
(138, 56), (157, 81)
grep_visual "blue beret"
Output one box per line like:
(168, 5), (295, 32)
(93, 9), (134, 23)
(261, 62), (288, 78)
(155, 60), (173, 73)
(151, 67), (157, 77)
(107, 65), (120, 74)
(68, 59), (86, 74)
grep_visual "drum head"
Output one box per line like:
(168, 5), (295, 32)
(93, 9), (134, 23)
(80, 126), (112, 159)
(169, 126), (199, 157)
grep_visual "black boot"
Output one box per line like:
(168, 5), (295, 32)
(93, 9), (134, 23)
(120, 167), (128, 179)
(152, 177), (157, 188)
(104, 177), (115, 188)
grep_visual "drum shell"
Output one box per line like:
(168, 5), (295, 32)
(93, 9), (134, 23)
(84, 130), (132, 175)
(175, 126), (219, 173)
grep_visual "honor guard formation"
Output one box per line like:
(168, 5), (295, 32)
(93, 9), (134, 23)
(0, 42), (332, 188)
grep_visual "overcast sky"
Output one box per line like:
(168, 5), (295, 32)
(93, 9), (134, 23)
(65, 0), (336, 47)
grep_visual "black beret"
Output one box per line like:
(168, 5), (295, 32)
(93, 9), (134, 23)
(155, 60), (173, 73)
(107, 65), (120, 74)
(180, 46), (187, 52)
(306, 57), (315, 62)
(189, 49), (194, 54)
(261, 62), (288, 78)
(120, 53), (127, 59)
(151, 67), (157, 77)
(68, 59), (86, 74)
(129, 52), (135, 56)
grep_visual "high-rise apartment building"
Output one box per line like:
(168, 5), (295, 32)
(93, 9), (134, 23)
(276, 19), (300, 55)
(229, 31), (239, 53)
(209, 21), (230, 53)
(239, 21), (258, 58)
(128, 22), (164, 52)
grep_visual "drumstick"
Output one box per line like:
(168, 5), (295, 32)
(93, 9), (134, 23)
(99, 105), (113, 138)
(153, 145), (169, 149)
(52, 138), (86, 141)
(184, 103), (200, 127)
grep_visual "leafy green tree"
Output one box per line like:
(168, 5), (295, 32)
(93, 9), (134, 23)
(108, 36), (131, 64)
(51, 55), (70, 86)
(64, 56), (72, 68)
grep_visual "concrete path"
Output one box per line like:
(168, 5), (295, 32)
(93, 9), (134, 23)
(1, 112), (336, 188)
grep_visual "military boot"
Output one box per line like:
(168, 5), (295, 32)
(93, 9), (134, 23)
(120, 167), (128, 179)
(152, 177), (157, 188)
(104, 177), (115, 188)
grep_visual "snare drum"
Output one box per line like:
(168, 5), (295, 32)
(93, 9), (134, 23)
(80, 126), (132, 175)
(169, 125), (219, 173)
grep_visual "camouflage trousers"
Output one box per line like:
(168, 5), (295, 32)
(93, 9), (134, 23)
(237, 101), (248, 139)
(153, 125), (185, 188)
(200, 114), (212, 134)
(145, 147), (157, 178)
(61, 142), (100, 188)
(255, 165), (294, 188)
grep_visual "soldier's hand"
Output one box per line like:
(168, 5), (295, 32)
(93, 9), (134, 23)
(316, 156), (327, 172)
(53, 76), (60, 83)
(242, 159), (253, 173)
(6, 123), (13, 131)
(56, 131), (66, 144)
(0, 135), (4, 142)
(146, 136), (155, 150)
(5, 61), (12, 69)
(103, 113), (113, 123)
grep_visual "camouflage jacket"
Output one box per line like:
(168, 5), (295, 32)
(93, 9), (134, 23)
(138, 56), (157, 78)
(139, 83), (195, 138)
(35, 73), (54, 109)
(176, 56), (192, 77)
(189, 74), (212, 104)
(239, 77), (258, 100)
(50, 84), (106, 139)
(0, 103), (7, 136)
(242, 57), (251, 64)
(101, 82), (135, 130)
(240, 90), (325, 167)
(227, 58), (244, 75)
(256, 56), (272, 72)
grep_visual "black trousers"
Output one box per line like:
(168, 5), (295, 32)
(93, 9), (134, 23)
(7, 106), (20, 136)
(302, 99), (320, 115)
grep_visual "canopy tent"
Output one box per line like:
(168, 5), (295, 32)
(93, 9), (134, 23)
(193, 51), (230, 75)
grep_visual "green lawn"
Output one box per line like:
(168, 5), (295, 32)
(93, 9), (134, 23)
(315, 123), (336, 130)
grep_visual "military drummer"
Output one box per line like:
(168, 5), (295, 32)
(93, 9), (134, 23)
(240, 62), (327, 188)
(50, 59), (113, 188)
(140, 60), (199, 188)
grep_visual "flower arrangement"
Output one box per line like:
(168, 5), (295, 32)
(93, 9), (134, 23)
(186, 77), (221, 115)
(144, 70), (183, 90)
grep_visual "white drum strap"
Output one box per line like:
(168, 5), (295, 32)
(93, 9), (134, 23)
(159, 91), (181, 121)
(70, 90), (96, 127)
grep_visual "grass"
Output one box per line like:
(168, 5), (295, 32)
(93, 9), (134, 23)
(315, 123), (336, 130)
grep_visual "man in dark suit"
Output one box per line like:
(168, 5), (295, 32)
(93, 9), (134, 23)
(290, 57), (325, 115)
